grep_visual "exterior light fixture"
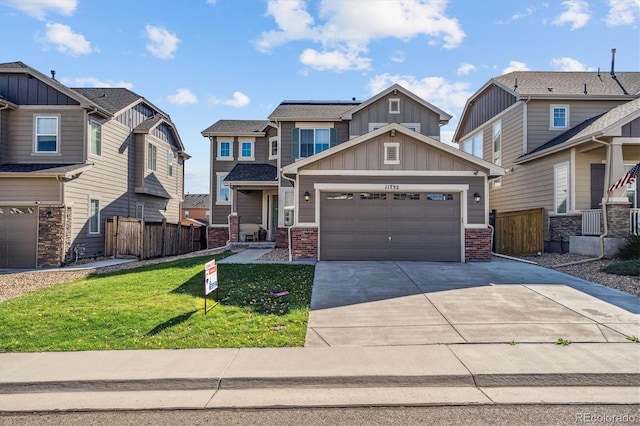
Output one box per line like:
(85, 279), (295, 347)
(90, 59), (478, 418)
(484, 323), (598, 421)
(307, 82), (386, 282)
(473, 193), (481, 204)
(304, 191), (311, 202)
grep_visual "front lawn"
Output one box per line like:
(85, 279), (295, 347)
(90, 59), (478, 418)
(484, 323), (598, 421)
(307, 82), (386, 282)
(0, 254), (315, 352)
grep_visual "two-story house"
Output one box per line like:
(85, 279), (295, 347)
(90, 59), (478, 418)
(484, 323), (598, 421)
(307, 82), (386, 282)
(203, 84), (503, 262)
(181, 193), (210, 226)
(453, 70), (640, 255)
(0, 61), (188, 268)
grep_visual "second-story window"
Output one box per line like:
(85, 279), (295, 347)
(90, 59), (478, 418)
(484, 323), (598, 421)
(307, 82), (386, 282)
(168, 151), (174, 177)
(269, 137), (278, 160)
(90, 120), (101, 156)
(35, 116), (59, 153)
(492, 121), (502, 189)
(239, 140), (254, 160)
(389, 98), (400, 114)
(147, 143), (157, 171)
(291, 128), (337, 159)
(462, 131), (483, 159)
(550, 105), (569, 129)
(217, 140), (232, 160)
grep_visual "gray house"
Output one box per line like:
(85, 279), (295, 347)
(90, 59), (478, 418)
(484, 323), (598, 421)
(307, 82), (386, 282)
(453, 70), (640, 255)
(203, 84), (503, 261)
(0, 62), (189, 268)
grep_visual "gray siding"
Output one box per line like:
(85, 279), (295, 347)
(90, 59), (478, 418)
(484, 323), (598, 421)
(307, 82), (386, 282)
(237, 191), (262, 224)
(298, 175), (485, 224)
(0, 109), (8, 161)
(526, 100), (627, 152)
(0, 177), (61, 202)
(458, 84), (517, 139)
(622, 117), (640, 137)
(6, 107), (86, 163)
(350, 92), (441, 138)
(0, 73), (79, 105)
(116, 103), (154, 128)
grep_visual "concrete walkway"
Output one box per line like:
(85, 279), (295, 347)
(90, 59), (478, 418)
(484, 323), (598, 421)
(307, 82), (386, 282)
(1, 256), (639, 411)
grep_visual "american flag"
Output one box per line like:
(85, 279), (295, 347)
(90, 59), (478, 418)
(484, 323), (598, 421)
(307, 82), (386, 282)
(608, 163), (640, 193)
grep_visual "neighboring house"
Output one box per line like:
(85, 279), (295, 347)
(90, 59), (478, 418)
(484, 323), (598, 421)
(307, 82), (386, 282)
(202, 84), (503, 261)
(0, 61), (189, 268)
(181, 193), (209, 226)
(453, 69), (640, 255)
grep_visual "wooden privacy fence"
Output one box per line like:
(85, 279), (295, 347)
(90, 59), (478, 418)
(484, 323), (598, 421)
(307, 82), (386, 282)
(493, 208), (544, 256)
(105, 216), (207, 260)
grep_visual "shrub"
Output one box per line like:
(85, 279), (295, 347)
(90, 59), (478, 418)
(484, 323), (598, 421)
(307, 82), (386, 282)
(617, 235), (640, 260)
(601, 259), (640, 276)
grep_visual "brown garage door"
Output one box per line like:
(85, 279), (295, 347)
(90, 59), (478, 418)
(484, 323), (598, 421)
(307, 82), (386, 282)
(0, 207), (38, 268)
(320, 192), (461, 261)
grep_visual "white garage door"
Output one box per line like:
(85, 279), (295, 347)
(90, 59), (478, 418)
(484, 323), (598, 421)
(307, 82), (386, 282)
(320, 192), (461, 261)
(0, 207), (38, 268)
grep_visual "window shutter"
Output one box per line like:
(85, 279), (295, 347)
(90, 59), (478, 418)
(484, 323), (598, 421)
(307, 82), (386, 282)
(330, 128), (338, 147)
(291, 127), (299, 159)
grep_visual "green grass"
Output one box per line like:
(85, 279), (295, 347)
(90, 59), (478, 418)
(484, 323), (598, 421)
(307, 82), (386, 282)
(0, 254), (315, 352)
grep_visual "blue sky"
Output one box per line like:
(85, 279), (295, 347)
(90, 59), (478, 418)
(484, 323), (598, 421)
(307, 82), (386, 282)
(1, 0), (638, 194)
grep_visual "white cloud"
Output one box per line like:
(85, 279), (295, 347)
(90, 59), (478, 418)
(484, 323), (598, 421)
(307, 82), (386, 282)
(300, 48), (371, 72)
(145, 25), (180, 59)
(167, 88), (198, 105)
(38, 22), (92, 56)
(367, 73), (472, 114)
(60, 76), (133, 89)
(503, 60), (530, 73)
(209, 91), (250, 108)
(2, 0), (77, 20)
(256, 0), (465, 72)
(512, 6), (536, 20)
(553, 0), (591, 30)
(551, 57), (595, 71)
(390, 50), (405, 64)
(457, 63), (476, 75)
(606, 0), (640, 25)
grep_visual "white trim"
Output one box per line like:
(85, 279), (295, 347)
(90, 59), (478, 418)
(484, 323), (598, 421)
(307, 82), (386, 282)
(388, 98), (400, 114)
(570, 148), (576, 212)
(147, 142), (157, 171)
(554, 161), (570, 214)
(269, 136), (278, 160)
(216, 172), (231, 205)
(550, 104), (570, 130)
(216, 140), (233, 161)
(465, 224), (488, 229)
(210, 224), (229, 228)
(384, 142), (400, 165)
(238, 140), (255, 161)
(88, 198), (100, 235)
(298, 169), (487, 177)
(89, 119), (102, 157)
(34, 115), (60, 154)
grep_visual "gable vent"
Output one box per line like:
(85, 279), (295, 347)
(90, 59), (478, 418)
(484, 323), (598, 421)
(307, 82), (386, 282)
(384, 142), (400, 165)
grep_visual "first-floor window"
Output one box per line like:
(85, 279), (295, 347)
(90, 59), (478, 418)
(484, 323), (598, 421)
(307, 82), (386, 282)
(554, 162), (570, 214)
(217, 173), (230, 204)
(283, 190), (294, 226)
(136, 203), (144, 219)
(624, 164), (638, 207)
(89, 199), (100, 234)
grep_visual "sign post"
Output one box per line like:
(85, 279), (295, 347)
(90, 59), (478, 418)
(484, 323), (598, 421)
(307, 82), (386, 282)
(204, 259), (219, 314)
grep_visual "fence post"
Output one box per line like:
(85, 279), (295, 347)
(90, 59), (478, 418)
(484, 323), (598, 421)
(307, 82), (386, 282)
(112, 216), (118, 258)
(177, 222), (182, 254)
(161, 219), (167, 258)
(189, 225), (194, 252)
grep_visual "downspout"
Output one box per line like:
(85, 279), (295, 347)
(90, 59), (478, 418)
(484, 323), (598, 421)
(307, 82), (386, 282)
(553, 136), (611, 268)
(281, 170), (296, 261)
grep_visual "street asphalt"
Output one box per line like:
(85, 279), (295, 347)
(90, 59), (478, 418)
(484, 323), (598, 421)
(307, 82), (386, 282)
(0, 251), (638, 411)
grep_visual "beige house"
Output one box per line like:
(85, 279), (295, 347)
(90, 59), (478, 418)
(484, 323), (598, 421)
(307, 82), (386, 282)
(0, 62), (189, 268)
(203, 84), (503, 261)
(453, 70), (640, 255)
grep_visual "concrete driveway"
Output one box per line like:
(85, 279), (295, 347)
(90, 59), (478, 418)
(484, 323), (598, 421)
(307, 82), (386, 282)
(305, 257), (640, 346)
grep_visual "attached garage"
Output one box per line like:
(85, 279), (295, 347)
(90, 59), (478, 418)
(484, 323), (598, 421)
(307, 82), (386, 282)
(320, 190), (461, 261)
(0, 206), (38, 268)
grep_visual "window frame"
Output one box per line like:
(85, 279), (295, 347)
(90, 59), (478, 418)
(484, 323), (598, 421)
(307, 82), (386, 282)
(90, 119), (102, 156)
(147, 142), (157, 171)
(292, 127), (336, 159)
(492, 120), (502, 189)
(389, 98), (400, 114)
(168, 151), (174, 177)
(283, 189), (295, 226)
(136, 203), (144, 219)
(554, 162), (570, 214)
(89, 199), (100, 235)
(217, 140), (233, 161)
(462, 131), (483, 159)
(216, 172), (231, 205)
(550, 104), (570, 130)
(34, 115), (60, 153)
(239, 140), (254, 161)
(269, 136), (278, 160)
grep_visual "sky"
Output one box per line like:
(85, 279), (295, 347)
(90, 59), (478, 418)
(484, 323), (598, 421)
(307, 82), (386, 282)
(0, 0), (638, 194)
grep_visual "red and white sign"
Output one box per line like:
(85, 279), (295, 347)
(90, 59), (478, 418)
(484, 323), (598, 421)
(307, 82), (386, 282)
(205, 259), (218, 295)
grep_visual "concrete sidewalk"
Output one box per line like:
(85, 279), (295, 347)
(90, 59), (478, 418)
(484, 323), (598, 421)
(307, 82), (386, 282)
(1, 343), (638, 411)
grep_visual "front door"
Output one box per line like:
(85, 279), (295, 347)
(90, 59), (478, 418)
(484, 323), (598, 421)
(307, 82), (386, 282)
(270, 194), (278, 241)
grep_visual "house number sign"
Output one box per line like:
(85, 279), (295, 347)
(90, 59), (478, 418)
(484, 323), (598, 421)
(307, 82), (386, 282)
(384, 184), (400, 190)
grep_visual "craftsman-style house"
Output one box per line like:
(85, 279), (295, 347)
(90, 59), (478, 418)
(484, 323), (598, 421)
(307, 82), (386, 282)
(0, 61), (189, 268)
(453, 69), (640, 255)
(203, 85), (503, 261)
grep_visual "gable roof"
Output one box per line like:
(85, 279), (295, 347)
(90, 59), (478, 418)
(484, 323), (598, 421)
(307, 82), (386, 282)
(183, 194), (209, 209)
(201, 120), (272, 137)
(72, 88), (146, 116)
(268, 101), (360, 122)
(516, 98), (640, 164)
(341, 83), (452, 123)
(0, 162), (93, 178)
(282, 122), (504, 177)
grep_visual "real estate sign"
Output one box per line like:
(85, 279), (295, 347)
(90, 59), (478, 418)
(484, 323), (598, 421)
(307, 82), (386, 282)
(205, 259), (218, 295)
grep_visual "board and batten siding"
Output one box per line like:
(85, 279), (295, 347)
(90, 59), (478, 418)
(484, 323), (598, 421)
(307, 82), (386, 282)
(458, 84), (517, 139)
(0, 177), (61, 203)
(0, 109), (8, 161)
(6, 108), (86, 163)
(297, 174), (485, 224)
(526, 100), (628, 153)
(349, 92), (442, 138)
(116, 103), (154, 128)
(0, 73), (80, 106)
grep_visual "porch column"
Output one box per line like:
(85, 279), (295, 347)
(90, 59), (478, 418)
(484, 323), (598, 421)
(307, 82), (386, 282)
(607, 139), (626, 201)
(606, 138), (631, 238)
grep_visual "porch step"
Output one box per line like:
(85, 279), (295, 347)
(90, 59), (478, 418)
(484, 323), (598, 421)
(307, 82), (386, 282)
(229, 242), (276, 250)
